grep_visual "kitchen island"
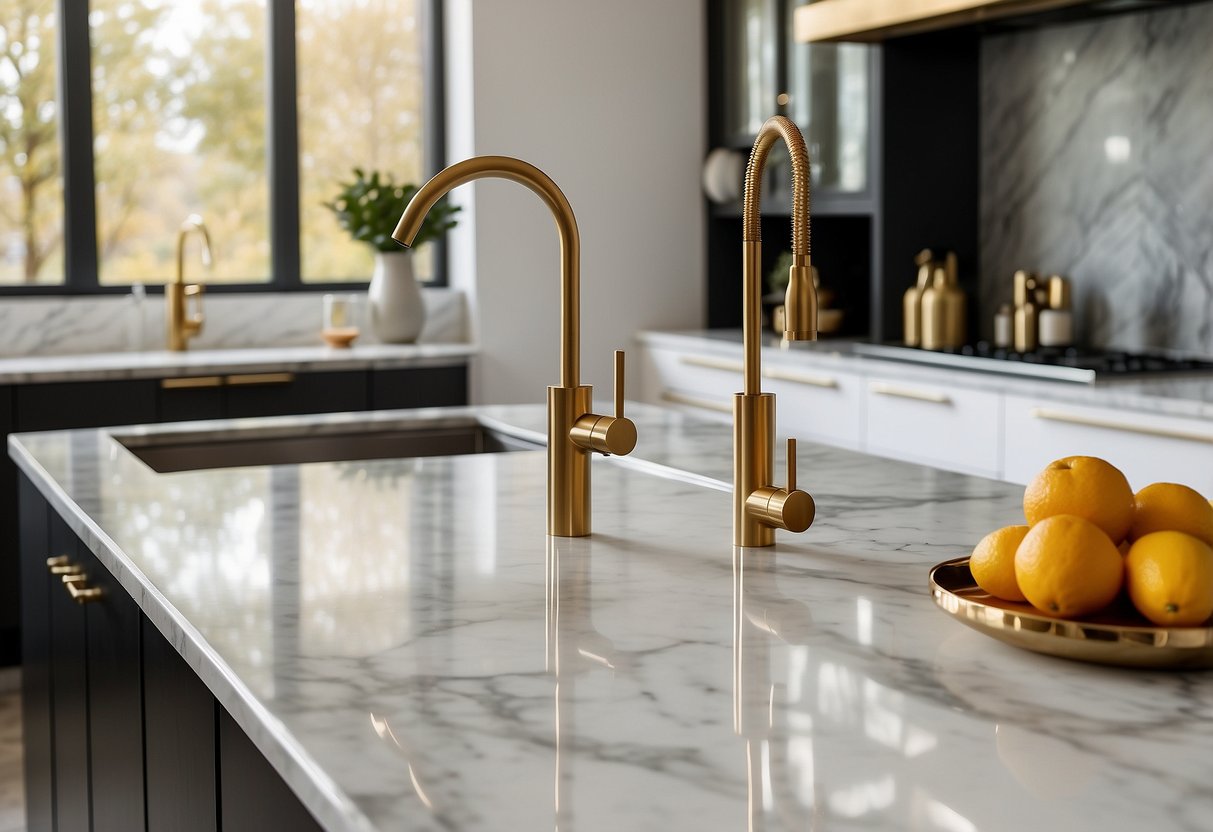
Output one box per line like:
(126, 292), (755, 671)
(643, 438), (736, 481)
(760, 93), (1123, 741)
(9, 403), (1212, 831)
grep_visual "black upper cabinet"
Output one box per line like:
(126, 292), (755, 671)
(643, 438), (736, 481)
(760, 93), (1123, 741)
(15, 379), (159, 432)
(223, 370), (368, 419)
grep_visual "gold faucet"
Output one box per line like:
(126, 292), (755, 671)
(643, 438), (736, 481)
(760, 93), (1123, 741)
(735, 116), (817, 547)
(392, 156), (637, 537)
(167, 214), (210, 351)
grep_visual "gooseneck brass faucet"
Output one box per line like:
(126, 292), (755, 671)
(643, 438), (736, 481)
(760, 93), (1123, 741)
(392, 156), (637, 537)
(167, 214), (210, 351)
(735, 116), (818, 547)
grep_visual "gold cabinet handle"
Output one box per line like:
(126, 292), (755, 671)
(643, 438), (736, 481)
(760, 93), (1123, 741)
(869, 382), (951, 405)
(47, 555), (73, 572)
(660, 390), (732, 414)
(680, 355), (745, 374)
(1029, 407), (1213, 444)
(762, 366), (838, 388)
(62, 574), (103, 605)
(224, 372), (296, 387)
(162, 376), (223, 390)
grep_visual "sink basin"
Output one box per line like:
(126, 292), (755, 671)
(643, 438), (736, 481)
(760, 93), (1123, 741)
(116, 417), (543, 473)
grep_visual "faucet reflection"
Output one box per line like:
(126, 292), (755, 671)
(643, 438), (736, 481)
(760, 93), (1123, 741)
(168, 214), (210, 351)
(734, 546), (818, 830)
(393, 157), (637, 537)
(734, 117), (818, 547)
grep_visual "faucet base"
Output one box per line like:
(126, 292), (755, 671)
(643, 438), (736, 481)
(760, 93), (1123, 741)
(548, 385), (594, 537)
(734, 392), (776, 547)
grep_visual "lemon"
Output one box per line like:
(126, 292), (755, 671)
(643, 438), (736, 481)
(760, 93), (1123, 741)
(1125, 531), (1213, 626)
(970, 525), (1029, 602)
(1023, 457), (1135, 543)
(1014, 514), (1123, 617)
(1129, 483), (1213, 546)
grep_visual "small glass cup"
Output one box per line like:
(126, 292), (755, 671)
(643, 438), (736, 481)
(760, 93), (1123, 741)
(321, 294), (361, 348)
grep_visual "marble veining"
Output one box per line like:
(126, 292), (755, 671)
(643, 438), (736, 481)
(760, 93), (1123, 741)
(639, 329), (1213, 422)
(11, 402), (1213, 831)
(0, 288), (466, 359)
(980, 4), (1213, 354)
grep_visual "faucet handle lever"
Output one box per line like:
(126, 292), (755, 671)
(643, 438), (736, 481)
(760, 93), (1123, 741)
(569, 349), (637, 457)
(614, 349), (625, 419)
(786, 437), (796, 492)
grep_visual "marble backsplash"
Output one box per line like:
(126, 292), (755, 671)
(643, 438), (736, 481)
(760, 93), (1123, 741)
(980, 3), (1213, 355)
(0, 288), (467, 357)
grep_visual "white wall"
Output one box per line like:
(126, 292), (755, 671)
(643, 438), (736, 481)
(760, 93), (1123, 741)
(445, 0), (706, 404)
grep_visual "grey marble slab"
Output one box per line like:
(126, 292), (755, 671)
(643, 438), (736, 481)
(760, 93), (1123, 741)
(640, 329), (1213, 421)
(0, 343), (475, 385)
(11, 402), (1213, 831)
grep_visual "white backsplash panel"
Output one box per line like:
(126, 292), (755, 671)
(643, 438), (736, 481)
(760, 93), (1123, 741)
(980, 4), (1213, 355)
(0, 288), (466, 357)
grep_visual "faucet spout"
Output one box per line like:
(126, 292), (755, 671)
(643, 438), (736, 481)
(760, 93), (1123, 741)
(393, 156), (580, 389)
(168, 214), (211, 351)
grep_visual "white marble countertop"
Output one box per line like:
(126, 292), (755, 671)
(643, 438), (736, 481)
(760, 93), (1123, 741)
(0, 342), (475, 385)
(639, 329), (1213, 421)
(10, 403), (1213, 831)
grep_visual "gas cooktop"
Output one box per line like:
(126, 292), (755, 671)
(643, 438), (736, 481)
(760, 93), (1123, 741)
(851, 342), (1213, 384)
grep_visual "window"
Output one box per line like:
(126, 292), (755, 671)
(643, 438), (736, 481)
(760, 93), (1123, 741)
(0, 0), (442, 293)
(1, 0), (64, 286)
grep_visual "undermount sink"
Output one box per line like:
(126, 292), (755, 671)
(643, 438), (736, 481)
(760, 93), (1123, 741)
(115, 417), (543, 473)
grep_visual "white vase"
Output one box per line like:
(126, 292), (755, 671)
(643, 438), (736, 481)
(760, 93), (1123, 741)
(367, 251), (425, 343)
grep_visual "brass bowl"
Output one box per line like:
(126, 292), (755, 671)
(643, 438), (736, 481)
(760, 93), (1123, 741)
(929, 557), (1213, 669)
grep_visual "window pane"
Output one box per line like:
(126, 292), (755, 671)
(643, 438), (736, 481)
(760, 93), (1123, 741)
(91, 0), (270, 285)
(297, 0), (432, 283)
(1, 0), (64, 286)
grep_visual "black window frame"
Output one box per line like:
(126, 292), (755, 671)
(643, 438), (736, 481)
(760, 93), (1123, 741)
(1, 0), (447, 297)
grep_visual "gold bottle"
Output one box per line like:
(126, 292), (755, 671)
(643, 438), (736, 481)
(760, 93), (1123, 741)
(1014, 300), (1039, 353)
(902, 249), (935, 347)
(921, 252), (966, 350)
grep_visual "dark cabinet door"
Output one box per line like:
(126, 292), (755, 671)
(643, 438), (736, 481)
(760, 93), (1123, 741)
(370, 365), (468, 411)
(223, 370), (368, 419)
(143, 617), (218, 832)
(219, 710), (322, 832)
(1, 386), (17, 664)
(85, 550), (145, 832)
(14, 379), (158, 431)
(159, 380), (225, 422)
(18, 476), (53, 832)
(48, 521), (91, 832)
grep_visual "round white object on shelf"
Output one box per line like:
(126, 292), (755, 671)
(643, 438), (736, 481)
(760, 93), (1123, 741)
(702, 148), (746, 204)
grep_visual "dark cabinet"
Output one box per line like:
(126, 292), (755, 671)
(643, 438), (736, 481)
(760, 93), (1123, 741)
(14, 379), (158, 432)
(17, 477), (52, 832)
(371, 365), (468, 411)
(160, 380), (225, 422)
(143, 616), (218, 832)
(20, 479), (325, 831)
(1, 386), (15, 663)
(223, 370), (367, 419)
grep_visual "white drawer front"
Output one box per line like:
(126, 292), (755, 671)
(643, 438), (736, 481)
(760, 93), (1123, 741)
(764, 363), (863, 450)
(1003, 395), (1213, 492)
(865, 378), (1002, 477)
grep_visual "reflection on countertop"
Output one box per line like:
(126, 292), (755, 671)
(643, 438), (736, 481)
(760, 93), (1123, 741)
(10, 403), (1213, 831)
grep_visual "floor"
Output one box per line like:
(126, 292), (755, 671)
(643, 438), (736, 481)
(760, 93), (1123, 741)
(0, 669), (24, 832)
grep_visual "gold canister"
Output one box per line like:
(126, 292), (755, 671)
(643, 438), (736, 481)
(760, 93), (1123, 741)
(1013, 270), (1038, 308)
(902, 249), (935, 347)
(1047, 275), (1071, 310)
(919, 266), (945, 350)
(940, 252), (966, 348)
(1014, 301), (1039, 353)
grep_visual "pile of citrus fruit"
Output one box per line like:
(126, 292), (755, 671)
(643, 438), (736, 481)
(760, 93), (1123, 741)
(970, 456), (1213, 627)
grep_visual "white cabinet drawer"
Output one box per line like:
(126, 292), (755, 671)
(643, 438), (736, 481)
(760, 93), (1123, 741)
(763, 362), (863, 450)
(639, 346), (735, 422)
(1003, 395), (1213, 492)
(865, 378), (1001, 477)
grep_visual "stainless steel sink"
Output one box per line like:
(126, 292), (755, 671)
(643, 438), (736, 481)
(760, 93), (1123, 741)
(116, 417), (543, 473)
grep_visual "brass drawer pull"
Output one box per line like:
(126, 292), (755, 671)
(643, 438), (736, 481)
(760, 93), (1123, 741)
(1029, 407), (1213, 444)
(62, 574), (103, 605)
(762, 366), (838, 388)
(870, 382), (951, 405)
(680, 355), (745, 374)
(660, 390), (732, 414)
(161, 376), (223, 390)
(47, 555), (73, 573)
(224, 372), (296, 387)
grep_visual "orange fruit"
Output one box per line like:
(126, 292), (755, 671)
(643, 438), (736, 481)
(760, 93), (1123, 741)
(1014, 514), (1123, 617)
(1125, 531), (1213, 626)
(970, 525), (1029, 602)
(1023, 456), (1135, 543)
(1129, 483), (1213, 546)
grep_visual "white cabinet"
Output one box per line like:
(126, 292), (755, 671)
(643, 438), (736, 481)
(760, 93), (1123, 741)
(638, 345), (864, 447)
(864, 378), (1002, 478)
(1003, 395), (1213, 493)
